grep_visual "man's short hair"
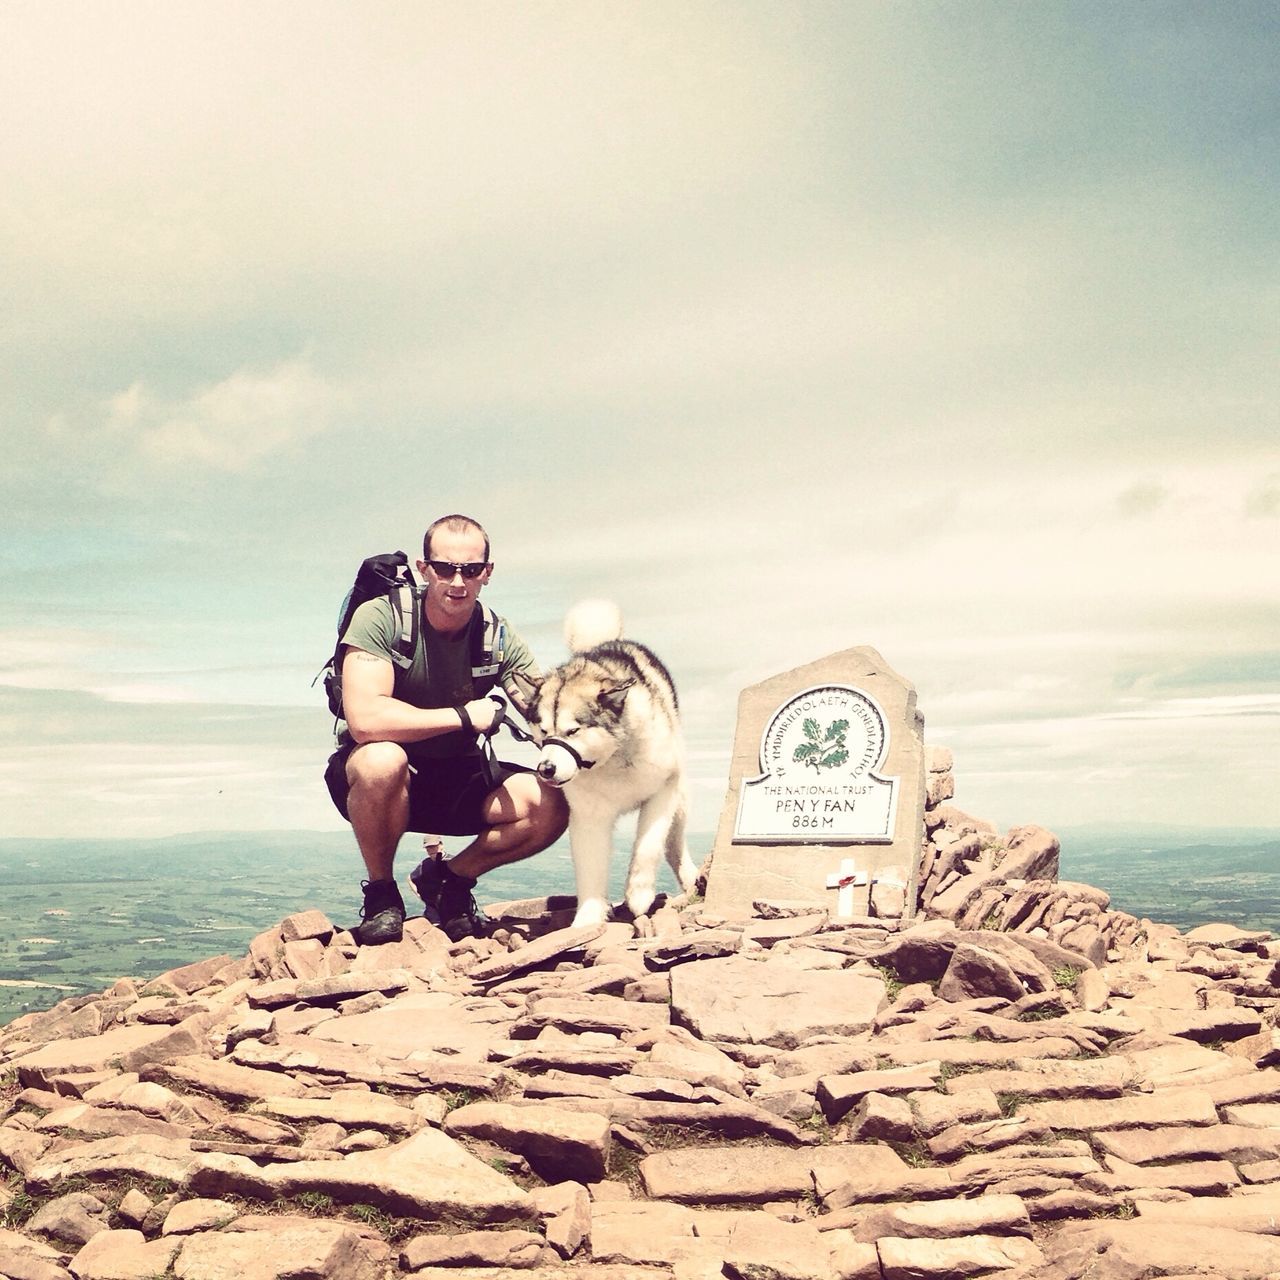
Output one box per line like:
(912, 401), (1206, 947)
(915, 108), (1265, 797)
(423, 514), (491, 562)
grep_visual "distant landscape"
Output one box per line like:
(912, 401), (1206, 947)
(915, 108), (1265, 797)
(1, 824), (1276, 1026)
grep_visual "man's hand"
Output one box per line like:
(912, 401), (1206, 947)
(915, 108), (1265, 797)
(461, 696), (503, 735)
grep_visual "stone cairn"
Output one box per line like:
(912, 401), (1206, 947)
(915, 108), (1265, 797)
(2, 755), (1279, 1280)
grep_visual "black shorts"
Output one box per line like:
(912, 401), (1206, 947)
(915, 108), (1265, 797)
(324, 743), (532, 837)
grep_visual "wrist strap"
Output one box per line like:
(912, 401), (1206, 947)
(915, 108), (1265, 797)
(456, 704), (473, 734)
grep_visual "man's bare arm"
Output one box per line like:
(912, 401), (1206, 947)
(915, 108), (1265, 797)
(340, 647), (499, 744)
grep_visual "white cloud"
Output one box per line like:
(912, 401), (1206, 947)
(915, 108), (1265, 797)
(96, 357), (334, 472)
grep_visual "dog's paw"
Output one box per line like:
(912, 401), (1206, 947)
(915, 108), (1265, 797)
(571, 899), (611, 929)
(624, 887), (656, 920)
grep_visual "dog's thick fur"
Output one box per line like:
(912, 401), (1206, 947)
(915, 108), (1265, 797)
(515, 600), (698, 928)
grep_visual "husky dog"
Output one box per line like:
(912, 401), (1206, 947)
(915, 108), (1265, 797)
(516, 600), (699, 928)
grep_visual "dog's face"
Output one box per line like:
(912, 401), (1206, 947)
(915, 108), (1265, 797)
(520, 661), (635, 786)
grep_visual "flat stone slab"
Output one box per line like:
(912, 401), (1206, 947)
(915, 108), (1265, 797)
(850, 1194), (1031, 1243)
(511, 995), (670, 1039)
(400, 1228), (546, 1271)
(14, 1024), (175, 1089)
(1052, 1221), (1280, 1278)
(464, 924), (609, 984)
(942, 1055), (1134, 1100)
(145, 1055), (307, 1103)
(70, 1228), (181, 1280)
(817, 1062), (940, 1120)
(670, 955), (885, 1048)
(174, 1219), (388, 1280)
(249, 1093), (424, 1134)
(1134, 1185), (1280, 1231)
(1096, 1123), (1280, 1166)
(187, 1126), (535, 1226)
(307, 992), (518, 1060)
(247, 970), (411, 1010)
(443, 1101), (611, 1183)
(638, 1142), (905, 1204)
(1084, 1156), (1240, 1195)
(879, 1037), (1086, 1066)
(1018, 1088), (1219, 1131)
(878, 1233), (1043, 1279)
(25, 1134), (198, 1193)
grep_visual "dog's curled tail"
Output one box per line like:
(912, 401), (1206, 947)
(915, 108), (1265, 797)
(564, 599), (623, 653)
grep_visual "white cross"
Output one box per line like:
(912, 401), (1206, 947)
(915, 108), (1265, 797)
(825, 858), (868, 918)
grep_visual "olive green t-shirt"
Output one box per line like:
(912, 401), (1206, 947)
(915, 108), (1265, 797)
(339, 597), (539, 758)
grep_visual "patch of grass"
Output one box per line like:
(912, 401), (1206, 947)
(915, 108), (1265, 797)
(1, 1174), (36, 1229)
(347, 1202), (394, 1236)
(296, 1191), (333, 1214)
(605, 1143), (645, 1193)
(871, 964), (905, 1001)
(1017, 1006), (1061, 1021)
(436, 1087), (480, 1114)
(1052, 966), (1081, 990)
(885, 1138), (933, 1169)
(979, 911), (1002, 931)
(997, 1092), (1029, 1118)
(1092, 1199), (1136, 1219)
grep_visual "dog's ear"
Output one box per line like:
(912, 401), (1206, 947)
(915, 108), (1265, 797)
(597, 677), (635, 716)
(505, 671), (543, 720)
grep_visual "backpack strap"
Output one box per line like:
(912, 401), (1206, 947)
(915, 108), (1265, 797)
(386, 580), (421, 671)
(468, 603), (504, 695)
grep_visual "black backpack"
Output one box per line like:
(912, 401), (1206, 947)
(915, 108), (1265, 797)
(320, 551), (504, 722)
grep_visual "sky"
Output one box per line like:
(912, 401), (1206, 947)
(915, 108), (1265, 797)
(2, 1), (1277, 847)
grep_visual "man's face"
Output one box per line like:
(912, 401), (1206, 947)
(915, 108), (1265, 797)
(418, 526), (492, 631)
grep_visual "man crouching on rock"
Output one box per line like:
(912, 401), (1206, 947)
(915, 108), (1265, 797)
(324, 514), (568, 944)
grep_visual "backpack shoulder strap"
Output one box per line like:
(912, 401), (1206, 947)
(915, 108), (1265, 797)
(469, 603), (504, 694)
(386, 580), (421, 671)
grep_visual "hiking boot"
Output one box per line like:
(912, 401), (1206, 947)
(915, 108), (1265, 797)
(357, 878), (405, 945)
(409, 856), (489, 942)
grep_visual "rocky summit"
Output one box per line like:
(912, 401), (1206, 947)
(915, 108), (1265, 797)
(2, 755), (1278, 1280)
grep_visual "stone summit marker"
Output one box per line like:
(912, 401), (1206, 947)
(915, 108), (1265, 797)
(704, 646), (926, 919)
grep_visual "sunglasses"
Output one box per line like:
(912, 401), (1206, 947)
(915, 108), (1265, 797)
(425, 560), (489, 580)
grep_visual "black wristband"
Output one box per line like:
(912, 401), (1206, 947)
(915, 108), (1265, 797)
(456, 704), (473, 734)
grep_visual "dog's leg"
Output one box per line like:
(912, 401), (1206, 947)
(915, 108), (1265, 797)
(568, 805), (614, 929)
(662, 784), (700, 894)
(626, 779), (683, 919)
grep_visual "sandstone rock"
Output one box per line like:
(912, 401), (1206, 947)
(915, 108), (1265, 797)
(851, 1193), (1030, 1243)
(1048, 1221), (1280, 1278)
(669, 955), (885, 1048)
(937, 942), (1027, 1002)
(1083, 1155), (1240, 1196)
(172, 1220), (388, 1280)
(1096, 1123), (1280, 1166)
(530, 1181), (590, 1259)
(187, 1127), (535, 1225)
(279, 910), (336, 944)
(640, 1143), (905, 1205)
(817, 1063), (940, 1121)
(15, 1025), (177, 1090)
(68, 1228), (181, 1280)
(25, 1134), (197, 1193)
(443, 1100), (611, 1182)
(160, 1199), (239, 1235)
(400, 1228), (546, 1270)
(464, 923), (609, 984)
(589, 1200), (700, 1266)
(27, 1192), (108, 1249)
(250, 1092), (422, 1135)
(1018, 1088), (1218, 1132)
(997, 825), (1060, 882)
(841, 1091), (915, 1143)
(719, 1214), (841, 1280)
(877, 1232), (1043, 1279)
(144, 1055), (306, 1103)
